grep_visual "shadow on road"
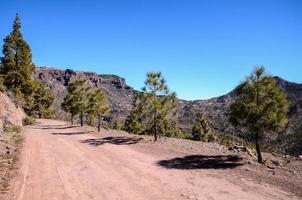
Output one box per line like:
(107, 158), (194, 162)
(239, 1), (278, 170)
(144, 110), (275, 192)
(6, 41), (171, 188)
(33, 125), (80, 130)
(80, 136), (143, 146)
(157, 155), (243, 170)
(52, 131), (93, 135)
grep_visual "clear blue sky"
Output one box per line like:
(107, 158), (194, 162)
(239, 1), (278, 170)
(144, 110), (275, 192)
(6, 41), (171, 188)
(1, 0), (301, 100)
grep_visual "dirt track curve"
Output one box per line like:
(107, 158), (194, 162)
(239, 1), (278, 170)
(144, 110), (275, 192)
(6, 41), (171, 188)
(8, 119), (299, 200)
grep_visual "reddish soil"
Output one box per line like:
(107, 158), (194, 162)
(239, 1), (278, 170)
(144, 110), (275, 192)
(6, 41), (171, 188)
(8, 119), (301, 200)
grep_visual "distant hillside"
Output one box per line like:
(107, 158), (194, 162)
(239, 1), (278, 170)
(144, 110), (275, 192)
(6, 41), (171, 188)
(179, 76), (302, 135)
(33, 67), (135, 122)
(33, 67), (302, 155)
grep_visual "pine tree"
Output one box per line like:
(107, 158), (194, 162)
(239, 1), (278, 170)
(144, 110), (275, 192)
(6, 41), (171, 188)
(192, 112), (214, 142)
(229, 66), (288, 163)
(123, 95), (143, 134)
(0, 14), (54, 116)
(62, 87), (77, 125)
(23, 80), (54, 118)
(62, 79), (87, 125)
(140, 72), (178, 141)
(124, 111), (142, 134)
(1, 14), (35, 95)
(86, 89), (109, 132)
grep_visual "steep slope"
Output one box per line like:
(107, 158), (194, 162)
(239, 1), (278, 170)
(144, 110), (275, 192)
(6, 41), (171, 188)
(178, 92), (235, 133)
(0, 92), (26, 137)
(275, 77), (302, 135)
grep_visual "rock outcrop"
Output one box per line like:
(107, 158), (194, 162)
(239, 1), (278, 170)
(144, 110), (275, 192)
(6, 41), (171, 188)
(33, 67), (135, 122)
(0, 92), (26, 138)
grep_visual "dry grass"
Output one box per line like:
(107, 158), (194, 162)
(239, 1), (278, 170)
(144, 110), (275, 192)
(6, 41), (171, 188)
(0, 126), (22, 199)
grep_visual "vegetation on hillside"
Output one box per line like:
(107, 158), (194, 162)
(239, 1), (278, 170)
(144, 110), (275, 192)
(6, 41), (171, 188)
(192, 112), (214, 142)
(0, 14), (54, 118)
(229, 66), (288, 163)
(271, 124), (302, 156)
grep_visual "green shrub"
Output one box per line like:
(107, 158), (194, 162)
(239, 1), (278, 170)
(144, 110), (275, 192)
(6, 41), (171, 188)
(86, 115), (96, 126)
(123, 112), (142, 134)
(12, 131), (23, 145)
(102, 121), (111, 130)
(4, 125), (21, 133)
(208, 134), (216, 143)
(112, 120), (122, 130)
(173, 130), (189, 139)
(215, 132), (236, 147)
(41, 108), (56, 119)
(22, 116), (36, 126)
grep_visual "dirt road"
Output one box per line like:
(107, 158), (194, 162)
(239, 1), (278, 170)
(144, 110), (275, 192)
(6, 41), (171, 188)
(9, 119), (299, 200)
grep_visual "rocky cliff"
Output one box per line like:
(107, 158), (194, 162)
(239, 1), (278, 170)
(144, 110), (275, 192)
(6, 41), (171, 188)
(0, 92), (26, 138)
(33, 67), (135, 122)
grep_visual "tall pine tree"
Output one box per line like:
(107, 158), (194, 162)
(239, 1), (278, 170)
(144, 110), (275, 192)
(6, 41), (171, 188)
(229, 67), (288, 163)
(1, 14), (35, 95)
(1, 14), (54, 117)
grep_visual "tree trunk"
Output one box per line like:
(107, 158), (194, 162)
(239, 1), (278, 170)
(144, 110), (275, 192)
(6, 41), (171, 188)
(154, 109), (158, 141)
(80, 112), (83, 127)
(98, 115), (101, 132)
(255, 77), (263, 163)
(255, 133), (263, 163)
(71, 114), (74, 125)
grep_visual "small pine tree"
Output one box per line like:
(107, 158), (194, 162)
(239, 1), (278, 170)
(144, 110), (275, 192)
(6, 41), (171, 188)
(229, 66), (288, 163)
(192, 112), (214, 142)
(141, 72), (178, 141)
(124, 111), (142, 134)
(86, 89), (109, 132)
(123, 95), (143, 134)
(62, 79), (88, 125)
(125, 73), (178, 140)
